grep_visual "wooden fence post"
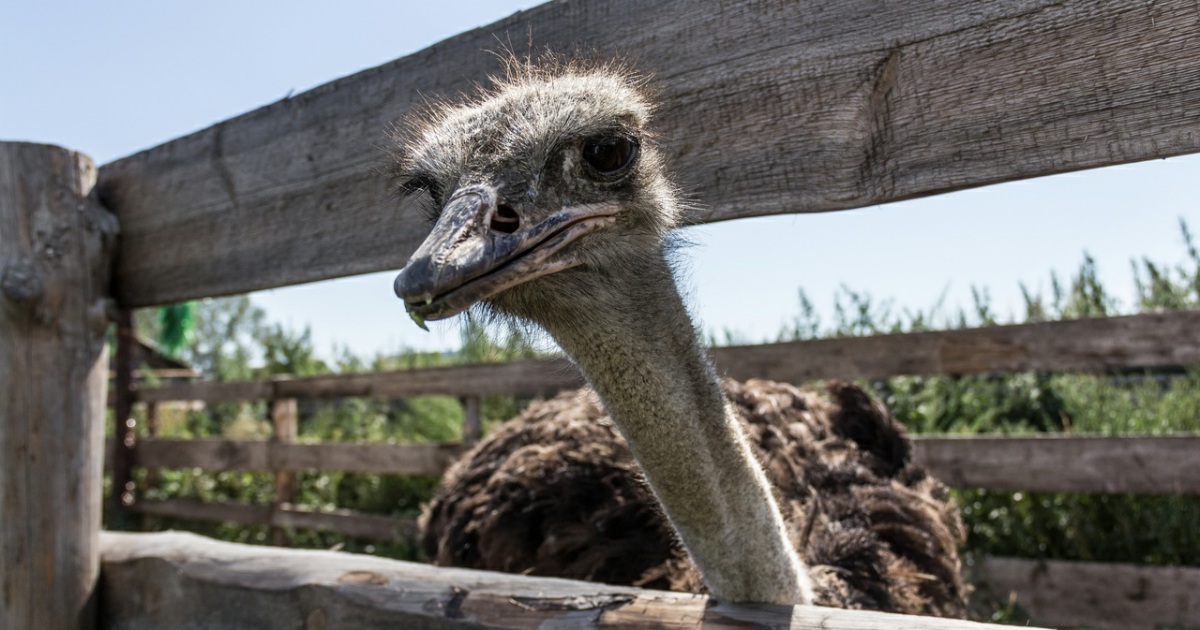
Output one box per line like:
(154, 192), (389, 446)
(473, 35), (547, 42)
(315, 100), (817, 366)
(110, 308), (137, 515)
(0, 142), (117, 629)
(270, 395), (299, 546)
(461, 395), (482, 444)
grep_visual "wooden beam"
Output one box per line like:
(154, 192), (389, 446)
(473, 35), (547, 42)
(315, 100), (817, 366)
(135, 310), (1200, 403)
(99, 531), (1036, 629)
(137, 358), (580, 402)
(99, 0), (1200, 306)
(130, 499), (414, 543)
(0, 142), (117, 629)
(914, 435), (1200, 495)
(981, 556), (1200, 630)
(135, 378), (272, 403)
(134, 434), (1200, 495)
(134, 438), (468, 475)
(711, 309), (1200, 383)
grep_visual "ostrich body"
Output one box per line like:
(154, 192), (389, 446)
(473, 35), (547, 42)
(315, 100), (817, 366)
(393, 59), (966, 614)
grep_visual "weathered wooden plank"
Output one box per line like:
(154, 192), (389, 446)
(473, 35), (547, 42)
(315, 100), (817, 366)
(915, 434), (1200, 495)
(100, 0), (1200, 306)
(134, 438), (467, 475)
(270, 398), (299, 546)
(712, 310), (1200, 383)
(272, 504), (415, 542)
(135, 378), (271, 403)
(1, 143), (116, 629)
(274, 358), (582, 399)
(99, 531), (1036, 629)
(133, 498), (271, 526)
(134, 310), (1200, 403)
(981, 556), (1200, 630)
(135, 434), (1200, 495)
(130, 500), (413, 543)
(138, 357), (581, 402)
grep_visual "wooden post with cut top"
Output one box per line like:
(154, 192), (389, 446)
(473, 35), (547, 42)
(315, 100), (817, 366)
(461, 394), (483, 444)
(0, 142), (117, 629)
(270, 394), (299, 546)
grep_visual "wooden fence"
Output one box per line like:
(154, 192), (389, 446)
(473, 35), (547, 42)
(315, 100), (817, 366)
(114, 309), (1200, 629)
(6, 0), (1200, 627)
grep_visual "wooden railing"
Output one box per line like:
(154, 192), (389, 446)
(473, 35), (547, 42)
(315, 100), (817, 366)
(6, 0), (1195, 626)
(117, 310), (1200, 628)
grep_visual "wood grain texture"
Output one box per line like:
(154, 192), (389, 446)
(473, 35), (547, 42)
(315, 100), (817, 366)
(99, 0), (1200, 306)
(138, 357), (581, 402)
(135, 310), (1200, 403)
(915, 435), (1200, 495)
(714, 310), (1200, 382)
(0, 143), (117, 629)
(99, 531), (1038, 629)
(981, 556), (1200, 630)
(134, 438), (468, 475)
(270, 398), (299, 546)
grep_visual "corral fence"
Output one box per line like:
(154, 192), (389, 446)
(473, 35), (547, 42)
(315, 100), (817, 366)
(110, 308), (1200, 629)
(4, 0), (1200, 628)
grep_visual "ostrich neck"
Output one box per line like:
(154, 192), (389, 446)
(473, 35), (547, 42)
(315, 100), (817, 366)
(537, 261), (813, 605)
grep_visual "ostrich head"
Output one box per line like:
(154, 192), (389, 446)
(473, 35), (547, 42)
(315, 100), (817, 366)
(393, 59), (813, 605)
(393, 60), (681, 328)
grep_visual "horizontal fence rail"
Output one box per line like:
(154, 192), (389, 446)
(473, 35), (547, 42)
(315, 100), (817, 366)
(135, 310), (1200, 403)
(98, 0), (1200, 307)
(131, 435), (1200, 497)
(132, 499), (410, 543)
(915, 435), (1200, 495)
(980, 557), (1200, 630)
(99, 531), (1041, 630)
(134, 439), (468, 476)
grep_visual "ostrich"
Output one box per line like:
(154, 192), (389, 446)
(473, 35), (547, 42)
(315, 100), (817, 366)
(393, 57), (968, 616)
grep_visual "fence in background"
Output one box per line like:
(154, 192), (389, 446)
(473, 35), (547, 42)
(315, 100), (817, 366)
(114, 309), (1200, 629)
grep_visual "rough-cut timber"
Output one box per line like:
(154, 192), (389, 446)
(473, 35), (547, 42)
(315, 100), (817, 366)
(134, 310), (1200, 403)
(138, 357), (582, 402)
(134, 438), (468, 474)
(915, 434), (1200, 495)
(981, 556), (1200, 630)
(0, 142), (117, 629)
(133, 434), (1200, 495)
(99, 0), (1200, 306)
(270, 397), (299, 545)
(712, 310), (1200, 382)
(99, 531), (1039, 629)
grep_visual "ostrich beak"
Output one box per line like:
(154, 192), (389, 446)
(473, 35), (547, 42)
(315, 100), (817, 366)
(394, 184), (618, 326)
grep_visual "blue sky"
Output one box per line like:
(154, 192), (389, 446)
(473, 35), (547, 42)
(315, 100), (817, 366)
(3, 2), (1196, 358)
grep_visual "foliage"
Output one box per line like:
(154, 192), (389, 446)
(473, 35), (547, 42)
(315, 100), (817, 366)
(156, 301), (195, 356)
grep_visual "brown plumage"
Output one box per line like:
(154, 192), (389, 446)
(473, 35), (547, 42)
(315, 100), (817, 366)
(421, 378), (968, 616)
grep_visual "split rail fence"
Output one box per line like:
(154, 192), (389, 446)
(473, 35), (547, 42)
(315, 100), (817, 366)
(5, 0), (1200, 628)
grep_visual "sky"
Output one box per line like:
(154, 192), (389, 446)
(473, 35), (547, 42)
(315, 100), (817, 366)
(3, 2), (1196, 359)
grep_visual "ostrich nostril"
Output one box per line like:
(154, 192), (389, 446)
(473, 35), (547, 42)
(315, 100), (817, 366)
(489, 204), (521, 234)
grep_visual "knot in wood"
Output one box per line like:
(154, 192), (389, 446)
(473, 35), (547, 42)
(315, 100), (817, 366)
(1, 258), (43, 304)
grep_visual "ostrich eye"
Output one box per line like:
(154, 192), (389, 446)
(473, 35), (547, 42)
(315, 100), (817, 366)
(401, 174), (443, 206)
(581, 134), (638, 178)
